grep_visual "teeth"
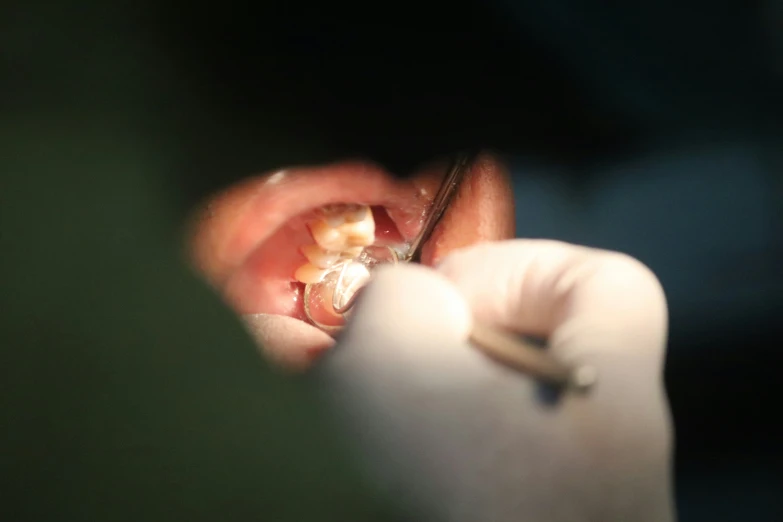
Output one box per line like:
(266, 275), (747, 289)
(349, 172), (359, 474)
(339, 246), (365, 259)
(294, 263), (330, 284)
(343, 205), (369, 223)
(314, 204), (368, 227)
(343, 217), (375, 247)
(308, 204), (375, 251)
(295, 203), (376, 286)
(308, 220), (345, 251)
(300, 244), (342, 269)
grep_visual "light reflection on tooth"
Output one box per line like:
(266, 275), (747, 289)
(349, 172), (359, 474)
(294, 263), (330, 284)
(344, 217), (375, 247)
(298, 203), (379, 304)
(300, 244), (342, 269)
(308, 203), (376, 251)
(308, 220), (347, 251)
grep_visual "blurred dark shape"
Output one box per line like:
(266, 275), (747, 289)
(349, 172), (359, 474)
(509, 142), (783, 520)
(2, 0), (782, 520)
(154, 1), (639, 207)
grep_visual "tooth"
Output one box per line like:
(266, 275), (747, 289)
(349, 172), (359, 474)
(313, 204), (338, 218)
(309, 219), (348, 251)
(314, 203), (365, 227)
(309, 204), (376, 251)
(343, 216), (375, 247)
(319, 213), (345, 228)
(339, 246), (365, 259)
(300, 244), (342, 269)
(294, 263), (330, 284)
(343, 205), (369, 223)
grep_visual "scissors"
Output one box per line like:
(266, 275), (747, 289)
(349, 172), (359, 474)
(332, 153), (597, 393)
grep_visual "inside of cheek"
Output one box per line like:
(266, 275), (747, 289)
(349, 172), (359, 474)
(225, 205), (406, 323)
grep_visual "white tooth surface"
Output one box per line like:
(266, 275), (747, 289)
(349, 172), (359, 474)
(309, 204), (375, 251)
(294, 263), (330, 284)
(309, 219), (348, 251)
(344, 205), (369, 223)
(300, 244), (342, 269)
(339, 246), (365, 259)
(313, 205), (344, 227)
(314, 203), (366, 227)
(343, 215), (375, 247)
(299, 204), (376, 286)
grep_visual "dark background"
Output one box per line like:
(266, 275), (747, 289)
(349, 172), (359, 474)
(2, 1), (782, 520)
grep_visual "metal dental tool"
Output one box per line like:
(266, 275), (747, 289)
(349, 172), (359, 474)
(333, 153), (597, 392)
(402, 152), (477, 263)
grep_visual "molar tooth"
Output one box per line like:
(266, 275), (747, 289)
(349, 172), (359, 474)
(314, 203), (370, 227)
(308, 219), (348, 251)
(313, 204), (355, 227)
(309, 207), (375, 251)
(344, 217), (375, 247)
(294, 263), (330, 284)
(343, 205), (369, 223)
(339, 246), (365, 259)
(300, 244), (342, 269)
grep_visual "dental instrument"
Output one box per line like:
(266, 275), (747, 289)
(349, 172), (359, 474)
(331, 153), (597, 393)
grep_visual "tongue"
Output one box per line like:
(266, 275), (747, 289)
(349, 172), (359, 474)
(187, 155), (515, 368)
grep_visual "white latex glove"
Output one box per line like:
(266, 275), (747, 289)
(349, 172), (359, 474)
(315, 239), (675, 522)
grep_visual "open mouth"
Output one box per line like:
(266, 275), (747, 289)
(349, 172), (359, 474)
(186, 153), (515, 369)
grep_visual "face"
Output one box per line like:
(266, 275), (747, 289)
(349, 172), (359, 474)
(186, 153), (516, 370)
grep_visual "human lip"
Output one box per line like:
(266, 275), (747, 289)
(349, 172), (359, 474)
(186, 154), (515, 369)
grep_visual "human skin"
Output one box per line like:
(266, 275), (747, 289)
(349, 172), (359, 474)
(186, 153), (516, 369)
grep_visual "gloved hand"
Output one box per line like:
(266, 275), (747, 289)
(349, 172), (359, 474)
(315, 239), (675, 522)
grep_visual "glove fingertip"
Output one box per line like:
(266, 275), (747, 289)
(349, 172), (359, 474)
(347, 264), (473, 345)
